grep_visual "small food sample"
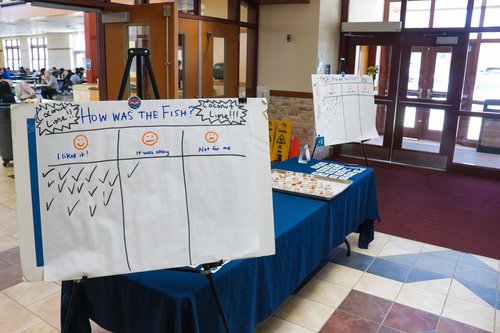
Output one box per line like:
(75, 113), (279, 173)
(271, 169), (349, 199)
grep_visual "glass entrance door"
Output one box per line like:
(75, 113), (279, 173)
(342, 33), (402, 161)
(402, 46), (451, 145)
(343, 32), (467, 169)
(393, 33), (467, 168)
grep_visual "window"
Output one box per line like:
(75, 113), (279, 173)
(30, 37), (48, 71)
(3, 39), (21, 70)
(201, 0), (228, 19)
(472, 0), (500, 27)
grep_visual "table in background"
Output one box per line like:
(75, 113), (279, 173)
(61, 158), (379, 333)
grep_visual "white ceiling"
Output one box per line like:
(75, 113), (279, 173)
(0, 10), (84, 38)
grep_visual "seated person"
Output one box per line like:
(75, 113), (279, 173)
(1, 68), (12, 80)
(0, 73), (13, 91)
(50, 66), (59, 77)
(58, 68), (66, 79)
(70, 70), (82, 85)
(60, 70), (76, 92)
(0, 80), (15, 104)
(15, 80), (36, 101)
(41, 72), (59, 100)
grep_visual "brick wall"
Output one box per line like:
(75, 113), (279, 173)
(268, 95), (330, 160)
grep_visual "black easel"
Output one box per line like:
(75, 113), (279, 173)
(311, 58), (368, 256)
(117, 48), (161, 100)
(63, 49), (232, 332)
(171, 260), (232, 333)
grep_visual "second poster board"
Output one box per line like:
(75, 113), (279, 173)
(312, 74), (379, 145)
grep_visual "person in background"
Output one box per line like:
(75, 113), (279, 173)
(0, 71), (13, 88)
(58, 68), (66, 78)
(50, 66), (59, 77)
(60, 69), (74, 93)
(77, 67), (86, 80)
(0, 80), (15, 104)
(41, 71), (59, 100)
(38, 68), (46, 84)
(1, 68), (11, 80)
(15, 80), (36, 101)
(18, 66), (27, 75)
(31, 69), (40, 78)
(70, 69), (82, 86)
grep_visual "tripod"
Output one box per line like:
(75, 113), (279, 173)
(117, 48), (161, 100)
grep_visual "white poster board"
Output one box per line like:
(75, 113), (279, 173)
(12, 98), (275, 281)
(312, 74), (379, 145)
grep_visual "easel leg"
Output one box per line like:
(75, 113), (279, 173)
(344, 238), (351, 257)
(361, 139), (369, 167)
(204, 271), (231, 333)
(61, 279), (91, 333)
(117, 51), (135, 100)
(171, 262), (231, 333)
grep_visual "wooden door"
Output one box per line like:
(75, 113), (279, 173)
(103, 2), (177, 100)
(201, 21), (238, 98)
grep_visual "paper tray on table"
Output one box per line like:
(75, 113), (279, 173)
(271, 169), (352, 200)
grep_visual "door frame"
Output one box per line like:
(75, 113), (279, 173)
(342, 31), (468, 169)
(343, 32), (402, 160)
(393, 32), (468, 168)
(201, 21), (239, 98)
(100, 2), (178, 101)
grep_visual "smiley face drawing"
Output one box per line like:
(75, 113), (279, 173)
(73, 134), (89, 150)
(205, 131), (219, 143)
(142, 131), (159, 146)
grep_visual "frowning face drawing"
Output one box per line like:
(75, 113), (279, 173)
(73, 134), (89, 150)
(142, 131), (159, 146)
(205, 131), (219, 143)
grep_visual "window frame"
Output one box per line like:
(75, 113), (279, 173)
(3, 38), (21, 70)
(30, 37), (49, 71)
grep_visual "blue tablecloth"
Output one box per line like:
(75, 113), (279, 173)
(61, 158), (379, 333)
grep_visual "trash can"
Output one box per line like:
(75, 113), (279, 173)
(0, 103), (13, 167)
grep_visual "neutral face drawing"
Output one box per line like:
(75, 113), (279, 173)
(142, 131), (159, 146)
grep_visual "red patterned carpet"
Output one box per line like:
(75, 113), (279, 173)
(332, 156), (500, 260)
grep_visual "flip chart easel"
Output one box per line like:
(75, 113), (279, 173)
(312, 70), (379, 255)
(311, 73), (379, 167)
(8, 49), (274, 333)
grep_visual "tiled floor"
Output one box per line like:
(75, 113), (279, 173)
(1, 163), (499, 333)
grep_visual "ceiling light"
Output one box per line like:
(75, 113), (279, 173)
(30, 1), (102, 13)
